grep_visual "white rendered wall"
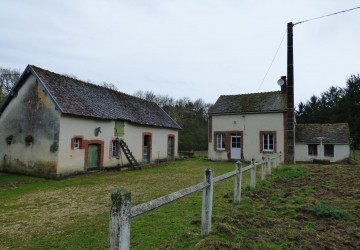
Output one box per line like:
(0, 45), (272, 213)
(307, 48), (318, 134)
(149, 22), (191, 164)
(58, 116), (179, 176)
(208, 113), (285, 162)
(295, 143), (350, 162)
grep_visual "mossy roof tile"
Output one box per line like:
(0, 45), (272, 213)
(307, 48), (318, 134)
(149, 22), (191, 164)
(295, 123), (350, 144)
(28, 65), (181, 129)
(209, 91), (287, 114)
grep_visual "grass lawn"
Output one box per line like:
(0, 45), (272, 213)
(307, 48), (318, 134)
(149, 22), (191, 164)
(0, 157), (359, 249)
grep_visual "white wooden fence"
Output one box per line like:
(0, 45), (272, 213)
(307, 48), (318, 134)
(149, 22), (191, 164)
(109, 153), (282, 250)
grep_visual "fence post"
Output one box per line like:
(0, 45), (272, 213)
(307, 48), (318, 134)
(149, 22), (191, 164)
(109, 188), (131, 250)
(261, 156), (266, 180)
(267, 155), (271, 175)
(250, 159), (256, 190)
(201, 168), (213, 237)
(234, 161), (242, 204)
(279, 151), (282, 167)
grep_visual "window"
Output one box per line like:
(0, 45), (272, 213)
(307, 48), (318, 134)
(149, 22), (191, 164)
(216, 133), (226, 150)
(308, 144), (318, 156)
(263, 133), (274, 152)
(74, 138), (82, 149)
(324, 144), (334, 157)
(112, 140), (120, 157)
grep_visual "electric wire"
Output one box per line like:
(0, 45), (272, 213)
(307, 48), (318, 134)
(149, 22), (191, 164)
(257, 29), (287, 92)
(257, 6), (359, 92)
(294, 6), (360, 25)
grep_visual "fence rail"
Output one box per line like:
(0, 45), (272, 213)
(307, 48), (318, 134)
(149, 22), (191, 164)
(110, 152), (282, 250)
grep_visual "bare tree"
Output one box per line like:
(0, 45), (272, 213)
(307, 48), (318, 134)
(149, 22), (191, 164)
(101, 81), (118, 91)
(0, 67), (21, 104)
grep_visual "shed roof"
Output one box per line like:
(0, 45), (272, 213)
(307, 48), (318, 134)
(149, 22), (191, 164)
(208, 91), (287, 115)
(295, 123), (350, 144)
(1, 65), (181, 129)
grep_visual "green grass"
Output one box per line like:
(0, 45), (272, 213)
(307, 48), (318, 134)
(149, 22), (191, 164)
(308, 203), (351, 220)
(1, 159), (359, 249)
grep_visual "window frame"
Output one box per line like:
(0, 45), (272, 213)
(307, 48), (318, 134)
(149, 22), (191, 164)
(324, 144), (334, 157)
(308, 144), (318, 156)
(260, 131), (276, 153)
(73, 138), (82, 150)
(112, 140), (120, 157)
(215, 132), (226, 151)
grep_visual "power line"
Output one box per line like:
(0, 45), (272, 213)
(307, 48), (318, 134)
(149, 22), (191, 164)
(257, 29), (287, 92)
(294, 6), (360, 26)
(257, 6), (359, 92)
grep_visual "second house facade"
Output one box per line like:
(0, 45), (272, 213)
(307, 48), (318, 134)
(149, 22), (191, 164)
(208, 91), (287, 162)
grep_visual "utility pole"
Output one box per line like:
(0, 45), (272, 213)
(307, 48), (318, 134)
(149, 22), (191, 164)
(286, 22), (295, 164)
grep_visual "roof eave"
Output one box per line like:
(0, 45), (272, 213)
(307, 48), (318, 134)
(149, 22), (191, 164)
(209, 109), (287, 116)
(29, 66), (63, 113)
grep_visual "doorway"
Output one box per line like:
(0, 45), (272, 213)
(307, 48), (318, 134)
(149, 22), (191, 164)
(87, 144), (100, 170)
(167, 136), (175, 160)
(230, 135), (241, 160)
(143, 134), (151, 163)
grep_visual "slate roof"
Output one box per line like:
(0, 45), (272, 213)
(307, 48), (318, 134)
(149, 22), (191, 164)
(208, 91), (287, 114)
(295, 123), (350, 144)
(3, 65), (181, 129)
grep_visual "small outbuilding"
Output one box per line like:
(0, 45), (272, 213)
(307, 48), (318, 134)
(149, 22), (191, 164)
(0, 65), (181, 178)
(295, 123), (350, 163)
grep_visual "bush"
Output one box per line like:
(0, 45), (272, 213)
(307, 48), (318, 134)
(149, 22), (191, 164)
(308, 203), (350, 220)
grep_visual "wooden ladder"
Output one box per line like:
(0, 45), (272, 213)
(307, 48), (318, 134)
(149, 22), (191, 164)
(119, 139), (140, 169)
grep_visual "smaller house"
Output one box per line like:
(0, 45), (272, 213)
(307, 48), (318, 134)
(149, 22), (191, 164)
(295, 123), (350, 162)
(208, 91), (287, 162)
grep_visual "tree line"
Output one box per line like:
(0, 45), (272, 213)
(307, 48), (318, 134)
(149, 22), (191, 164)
(134, 90), (211, 151)
(296, 74), (360, 148)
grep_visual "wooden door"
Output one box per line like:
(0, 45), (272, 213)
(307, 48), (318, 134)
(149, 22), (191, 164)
(87, 144), (100, 170)
(143, 135), (151, 163)
(167, 137), (174, 160)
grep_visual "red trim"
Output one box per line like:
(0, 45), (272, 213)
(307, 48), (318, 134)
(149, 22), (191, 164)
(208, 116), (213, 143)
(214, 130), (243, 159)
(83, 139), (104, 171)
(70, 135), (84, 150)
(142, 132), (152, 162)
(260, 131), (277, 153)
(283, 112), (288, 161)
(225, 132), (231, 152)
(228, 131), (243, 160)
(214, 131), (226, 151)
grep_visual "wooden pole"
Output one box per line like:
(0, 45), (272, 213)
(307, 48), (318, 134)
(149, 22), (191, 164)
(261, 156), (266, 180)
(287, 22), (295, 164)
(250, 159), (256, 189)
(234, 161), (242, 204)
(109, 188), (131, 250)
(201, 168), (213, 236)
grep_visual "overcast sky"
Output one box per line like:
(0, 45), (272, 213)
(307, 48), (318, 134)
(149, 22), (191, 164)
(1, 0), (359, 105)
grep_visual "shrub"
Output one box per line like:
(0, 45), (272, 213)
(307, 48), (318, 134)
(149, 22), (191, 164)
(308, 203), (350, 220)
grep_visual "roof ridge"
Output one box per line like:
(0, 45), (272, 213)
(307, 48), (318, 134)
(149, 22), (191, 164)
(220, 90), (282, 97)
(30, 65), (146, 102)
(297, 123), (348, 126)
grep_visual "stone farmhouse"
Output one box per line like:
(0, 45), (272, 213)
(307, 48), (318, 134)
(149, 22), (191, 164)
(0, 65), (181, 178)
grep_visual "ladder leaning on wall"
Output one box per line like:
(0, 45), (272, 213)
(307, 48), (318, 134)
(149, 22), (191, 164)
(118, 139), (140, 169)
